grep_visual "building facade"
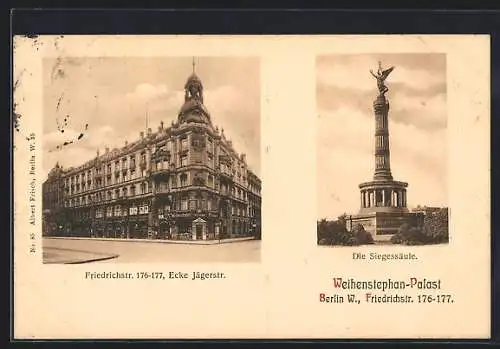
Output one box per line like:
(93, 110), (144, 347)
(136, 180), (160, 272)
(42, 67), (262, 241)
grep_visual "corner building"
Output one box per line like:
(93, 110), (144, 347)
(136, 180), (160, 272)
(42, 68), (262, 241)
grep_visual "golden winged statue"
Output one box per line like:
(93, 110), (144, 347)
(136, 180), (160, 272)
(370, 61), (395, 96)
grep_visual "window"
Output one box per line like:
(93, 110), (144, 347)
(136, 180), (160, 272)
(139, 204), (149, 215)
(180, 174), (188, 187)
(130, 185), (136, 196)
(129, 205), (138, 215)
(114, 205), (122, 216)
(181, 138), (188, 150)
(123, 187), (128, 197)
(141, 182), (146, 195)
(181, 198), (188, 210)
(189, 200), (196, 210)
(181, 155), (188, 166)
(115, 189), (120, 199)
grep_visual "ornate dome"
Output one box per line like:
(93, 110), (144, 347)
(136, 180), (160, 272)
(178, 61), (212, 126)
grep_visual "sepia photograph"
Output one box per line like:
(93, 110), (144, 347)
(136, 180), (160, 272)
(41, 56), (262, 263)
(13, 34), (490, 340)
(316, 54), (449, 247)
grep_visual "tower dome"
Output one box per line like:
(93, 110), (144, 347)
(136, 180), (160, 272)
(178, 58), (211, 125)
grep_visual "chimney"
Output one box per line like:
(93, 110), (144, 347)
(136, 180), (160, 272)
(241, 153), (246, 163)
(147, 127), (152, 136)
(160, 121), (164, 130)
(140, 131), (144, 139)
(96, 148), (100, 157)
(124, 140), (128, 146)
(105, 147), (109, 153)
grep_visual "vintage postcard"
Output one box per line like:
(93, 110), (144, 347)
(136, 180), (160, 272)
(13, 35), (490, 339)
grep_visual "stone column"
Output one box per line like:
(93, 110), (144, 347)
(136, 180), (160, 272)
(403, 191), (407, 207)
(382, 189), (386, 207)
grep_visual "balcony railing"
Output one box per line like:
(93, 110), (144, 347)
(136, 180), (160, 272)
(151, 165), (171, 177)
(156, 186), (170, 194)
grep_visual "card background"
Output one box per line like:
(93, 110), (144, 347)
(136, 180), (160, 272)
(13, 35), (490, 339)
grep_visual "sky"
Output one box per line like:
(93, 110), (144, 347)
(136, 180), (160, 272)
(316, 53), (448, 220)
(42, 56), (261, 181)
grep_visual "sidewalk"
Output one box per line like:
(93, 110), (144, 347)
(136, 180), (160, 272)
(44, 236), (256, 245)
(43, 247), (119, 264)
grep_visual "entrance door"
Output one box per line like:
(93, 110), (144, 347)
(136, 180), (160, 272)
(196, 225), (203, 240)
(159, 222), (168, 239)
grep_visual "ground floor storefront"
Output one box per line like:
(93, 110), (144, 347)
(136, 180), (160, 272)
(44, 214), (256, 241)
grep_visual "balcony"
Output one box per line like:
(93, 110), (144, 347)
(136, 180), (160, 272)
(152, 149), (171, 161)
(151, 164), (171, 179)
(219, 170), (233, 181)
(219, 190), (231, 197)
(155, 186), (170, 195)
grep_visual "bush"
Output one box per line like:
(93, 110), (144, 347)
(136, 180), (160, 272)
(390, 234), (402, 244)
(318, 238), (332, 246)
(391, 209), (449, 245)
(317, 219), (374, 246)
(352, 223), (374, 245)
(346, 237), (358, 246)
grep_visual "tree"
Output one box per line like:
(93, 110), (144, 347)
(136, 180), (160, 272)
(423, 208), (449, 244)
(317, 218), (352, 246)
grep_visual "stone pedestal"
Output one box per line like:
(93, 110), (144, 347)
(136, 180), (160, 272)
(347, 211), (423, 242)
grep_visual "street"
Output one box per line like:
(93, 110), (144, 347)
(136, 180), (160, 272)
(43, 238), (261, 263)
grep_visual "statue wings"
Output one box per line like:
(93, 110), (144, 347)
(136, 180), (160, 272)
(380, 66), (395, 80)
